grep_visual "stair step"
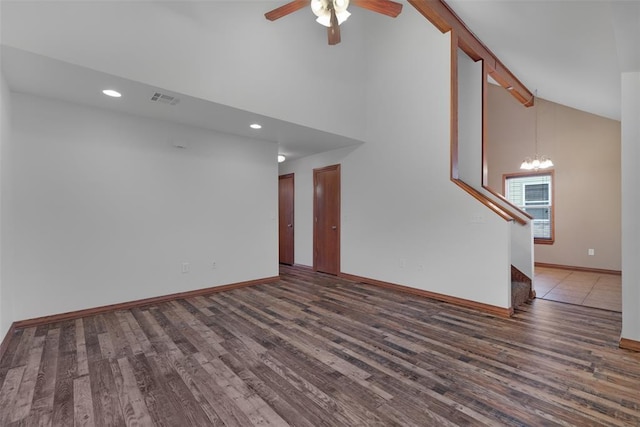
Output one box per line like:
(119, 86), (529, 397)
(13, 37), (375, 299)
(512, 280), (531, 308)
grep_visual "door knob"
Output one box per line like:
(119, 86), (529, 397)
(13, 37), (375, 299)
(332, 225), (337, 230)
(288, 224), (292, 227)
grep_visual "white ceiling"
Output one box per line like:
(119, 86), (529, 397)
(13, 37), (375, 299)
(1, 1), (638, 160)
(1, 46), (364, 161)
(447, 0), (639, 121)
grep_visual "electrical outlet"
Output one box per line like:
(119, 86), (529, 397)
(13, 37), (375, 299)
(588, 249), (595, 256)
(400, 259), (407, 269)
(181, 262), (190, 273)
(211, 261), (217, 269)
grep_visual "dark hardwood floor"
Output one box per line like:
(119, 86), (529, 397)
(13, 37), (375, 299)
(1, 265), (639, 426)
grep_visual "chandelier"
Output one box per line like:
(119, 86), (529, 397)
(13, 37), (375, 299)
(520, 155), (553, 171)
(521, 92), (553, 171)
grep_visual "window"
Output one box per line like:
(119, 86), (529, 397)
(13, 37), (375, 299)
(504, 172), (554, 244)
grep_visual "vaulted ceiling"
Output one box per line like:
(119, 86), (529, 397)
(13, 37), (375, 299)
(1, 1), (637, 159)
(447, 0), (639, 121)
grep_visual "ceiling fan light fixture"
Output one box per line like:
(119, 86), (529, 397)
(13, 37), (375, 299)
(311, 0), (325, 14)
(265, 0), (401, 45)
(312, 0), (350, 27)
(315, 10), (350, 27)
(315, 14), (331, 27)
(311, 0), (328, 19)
(333, 0), (350, 14)
(337, 10), (351, 24)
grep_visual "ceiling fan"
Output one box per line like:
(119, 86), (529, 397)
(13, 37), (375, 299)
(265, 0), (403, 45)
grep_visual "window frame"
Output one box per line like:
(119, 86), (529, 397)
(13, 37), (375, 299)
(503, 170), (555, 245)
(523, 182), (551, 206)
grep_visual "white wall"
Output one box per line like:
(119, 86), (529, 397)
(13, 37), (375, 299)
(621, 71), (640, 342)
(511, 221), (534, 281)
(281, 10), (511, 308)
(457, 49), (483, 184)
(487, 86), (621, 271)
(457, 53), (533, 282)
(2, 2), (517, 329)
(0, 69), (10, 337)
(279, 146), (359, 266)
(3, 92), (277, 324)
(1, 1), (367, 141)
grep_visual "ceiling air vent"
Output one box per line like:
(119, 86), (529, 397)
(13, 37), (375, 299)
(150, 92), (180, 106)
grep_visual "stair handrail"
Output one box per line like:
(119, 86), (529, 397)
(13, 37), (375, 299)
(451, 178), (527, 225)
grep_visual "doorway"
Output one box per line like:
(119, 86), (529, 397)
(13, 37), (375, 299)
(313, 164), (340, 275)
(279, 173), (295, 265)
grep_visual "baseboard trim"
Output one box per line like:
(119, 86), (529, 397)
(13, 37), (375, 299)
(339, 272), (514, 318)
(619, 338), (640, 352)
(535, 262), (621, 276)
(11, 276), (280, 331)
(0, 323), (18, 361)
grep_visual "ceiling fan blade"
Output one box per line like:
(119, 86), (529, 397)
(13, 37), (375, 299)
(351, 0), (403, 17)
(328, 7), (341, 45)
(265, 0), (310, 21)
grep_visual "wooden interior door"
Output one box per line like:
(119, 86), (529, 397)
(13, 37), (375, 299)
(279, 174), (295, 265)
(313, 165), (340, 275)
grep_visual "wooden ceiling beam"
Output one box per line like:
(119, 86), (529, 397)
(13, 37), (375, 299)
(408, 0), (534, 107)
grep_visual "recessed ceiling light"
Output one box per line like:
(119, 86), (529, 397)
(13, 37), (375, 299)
(102, 89), (122, 98)
(250, 123), (262, 129)
(278, 154), (286, 163)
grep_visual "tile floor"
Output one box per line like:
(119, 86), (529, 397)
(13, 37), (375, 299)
(534, 266), (621, 312)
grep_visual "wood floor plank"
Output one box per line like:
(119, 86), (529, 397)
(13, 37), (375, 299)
(128, 352), (192, 426)
(0, 329), (24, 386)
(119, 311), (154, 356)
(74, 319), (89, 378)
(88, 358), (125, 427)
(2, 265), (640, 426)
(51, 321), (77, 427)
(148, 351), (225, 426)
(115, 311), (143, 356)
(29, 328), (60, 424)
(111, 356), (154, 426)
(148, 307), (199, 356)
(216, 350), (321, 427)
(101, 313), (129, 360)
(193, 351), (289, 426)
(73, 375), (95, 426)
(0, 366), (26, 425)
(10, 327), (36, 369)
(176, 353), (254, 427)
(10, 334), (45, 423)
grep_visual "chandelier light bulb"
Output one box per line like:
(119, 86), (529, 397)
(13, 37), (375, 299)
(520, 154), (553, 171)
